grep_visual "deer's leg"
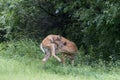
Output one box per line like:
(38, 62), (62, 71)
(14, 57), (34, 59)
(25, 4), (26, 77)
(71, 59), (74, 66)
(42, 49), (51, 63)
(61, 53), (66, 66)
(70, 55), (75, 66)
(67, 54), (75, 66)
(50, 44), (61, 62)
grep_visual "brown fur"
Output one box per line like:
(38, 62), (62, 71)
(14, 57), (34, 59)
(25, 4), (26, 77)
(40, 34), (78, 65)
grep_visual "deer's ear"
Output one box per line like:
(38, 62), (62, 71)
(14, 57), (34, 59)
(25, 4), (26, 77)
(57, 35), (62, 40)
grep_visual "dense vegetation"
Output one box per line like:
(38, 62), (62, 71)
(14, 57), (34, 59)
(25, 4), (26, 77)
(0, 39), (120, 80)
(0, 0), (120, 64)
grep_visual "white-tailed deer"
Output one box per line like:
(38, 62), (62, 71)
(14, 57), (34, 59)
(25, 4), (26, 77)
(40, 34), (78, 65)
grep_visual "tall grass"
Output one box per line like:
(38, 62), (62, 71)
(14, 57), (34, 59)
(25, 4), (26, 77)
(0, 39), (43, 59)
(0, 39), (120, 80)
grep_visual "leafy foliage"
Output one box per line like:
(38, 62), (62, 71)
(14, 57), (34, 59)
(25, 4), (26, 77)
(0, 0), (120, 61)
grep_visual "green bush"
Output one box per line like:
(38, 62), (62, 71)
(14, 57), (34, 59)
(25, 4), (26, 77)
(0, 39), (43, 60)
(0, 0), (120, 61)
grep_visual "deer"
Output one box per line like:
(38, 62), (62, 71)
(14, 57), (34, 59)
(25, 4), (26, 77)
(40, 34), (78, 65)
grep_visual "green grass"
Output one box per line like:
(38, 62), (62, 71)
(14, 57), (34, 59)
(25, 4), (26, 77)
(0, 39), (120, 80)
(0, 56), (120, 80)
